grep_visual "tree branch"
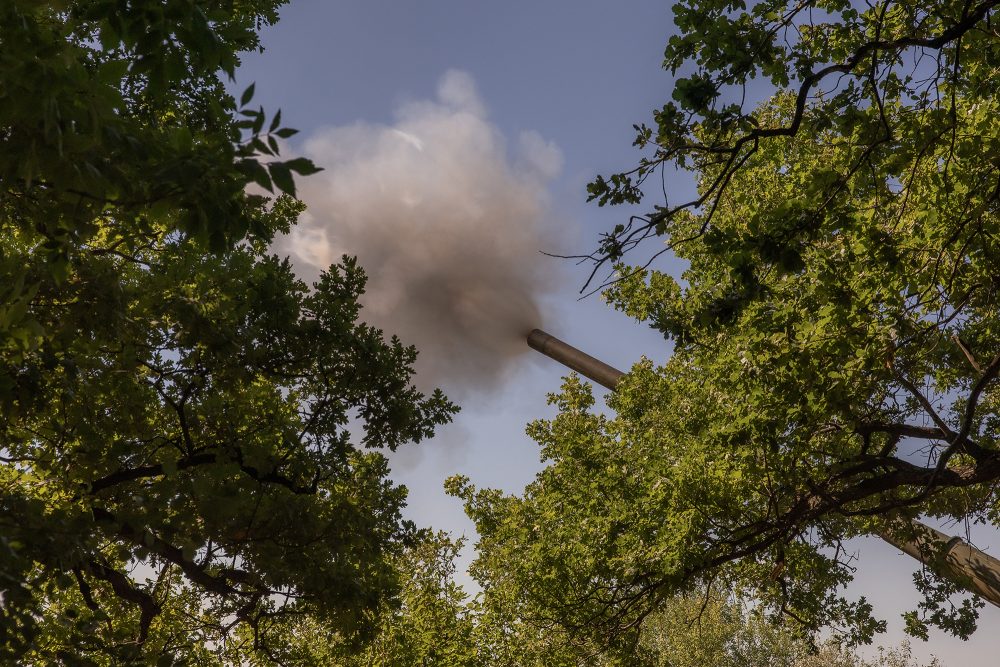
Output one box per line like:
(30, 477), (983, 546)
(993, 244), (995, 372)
(91, 507), (253, 598)
(85, 560), (161, 644)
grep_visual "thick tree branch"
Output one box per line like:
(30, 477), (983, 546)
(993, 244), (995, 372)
(85, 560), (161, 644)
(91, 507), (253, 598)
(88, 450), (319, 495)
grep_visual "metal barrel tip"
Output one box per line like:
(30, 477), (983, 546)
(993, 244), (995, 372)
(525, 328), (624, 391)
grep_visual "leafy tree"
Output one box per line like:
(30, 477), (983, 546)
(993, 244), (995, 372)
(794, 642), (941, 667)
(639, 589), (810, 667)
(454, 0), (1000, 650)
(639, 590), (942, 667)
(1, 1), (455, 662)
(246, 528), (942, 667)
(261, 533), (481, 666)
(360, 534), (479, 667)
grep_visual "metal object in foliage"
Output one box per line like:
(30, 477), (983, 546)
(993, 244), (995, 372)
(525, 328), (1000, 609)
(527, 329), (623, 391)
(880, 521), (1000, 609)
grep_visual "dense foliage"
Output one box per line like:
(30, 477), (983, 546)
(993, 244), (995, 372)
(270, 537), (936, 667)
(1, 1), (454, 662)
(455, 0), (1000, 652)
(264, 533), (480, 666)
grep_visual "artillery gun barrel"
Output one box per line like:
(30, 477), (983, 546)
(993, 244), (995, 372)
(880, 521), (1000, 608)
(527, 328), (624, 391)
(525, 328), (1000, 609)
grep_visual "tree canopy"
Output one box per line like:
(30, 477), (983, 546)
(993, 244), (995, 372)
(265, 533), (480, 666)
(454, 0), (1000, 652)
(1, 1), (454, 662)
(9, 0), (1000, 661)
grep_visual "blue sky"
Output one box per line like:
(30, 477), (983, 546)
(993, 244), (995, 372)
(237, 2), (1000, 663)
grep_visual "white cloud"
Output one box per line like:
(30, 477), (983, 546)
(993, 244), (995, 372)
(281, 70), (566, 395)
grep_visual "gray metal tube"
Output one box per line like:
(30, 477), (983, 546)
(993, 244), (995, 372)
(527, 329), (625, 390)
(525, 331), (1000, 609)
(880, 520), (1000, 609)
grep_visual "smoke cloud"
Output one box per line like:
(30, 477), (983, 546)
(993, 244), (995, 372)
(283, 70), (564, 395)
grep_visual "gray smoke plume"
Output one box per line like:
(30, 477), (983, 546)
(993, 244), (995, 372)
(283, 70), (564, 395)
